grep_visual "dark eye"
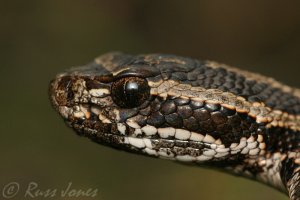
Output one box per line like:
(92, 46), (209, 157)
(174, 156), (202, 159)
(111, 77), (150, 108)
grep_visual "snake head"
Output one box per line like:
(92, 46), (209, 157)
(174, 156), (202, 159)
(50, 52), (268, 164)
(50, 52), (300, 196)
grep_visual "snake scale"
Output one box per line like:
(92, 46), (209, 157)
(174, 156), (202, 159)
(49, 52), (300, 199)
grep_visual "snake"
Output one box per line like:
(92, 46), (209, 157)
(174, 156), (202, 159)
(49, 52), (300, 200)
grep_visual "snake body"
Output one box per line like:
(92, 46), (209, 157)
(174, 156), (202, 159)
(49, 52), (300, 199)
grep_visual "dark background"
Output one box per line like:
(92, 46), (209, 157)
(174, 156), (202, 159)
(1, 1), (300, 200)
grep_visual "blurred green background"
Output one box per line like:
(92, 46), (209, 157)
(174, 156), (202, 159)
(1, 1), (300, 200)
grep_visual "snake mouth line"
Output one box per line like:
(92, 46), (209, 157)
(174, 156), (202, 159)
(81, 129), (251, 164)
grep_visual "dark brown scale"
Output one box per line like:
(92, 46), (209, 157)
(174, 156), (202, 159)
(139, 106), (151, 116)
(205, 68), (217, 77)
(174, 98), (190, 106)
(135, 115), (148, 127)
(237, 112), (248, 120)
(118, 108), (139, 122)
(211, 112), (227, 124)
(160, 100), (177, 115)
(257, 94), (271, 102)
(205, 103), (221, 112)
(193, 108), (211, 121)
(203, 79), (213, 88)
(248, 95), (261, 102)
(192, 80), (203, 87)
(218, 85), (229, 92)
(199, 119), (216, 133)
(220, 106), (236, 116)
(211, 84), (221, 89)
(190, 100), (204, 109)
(171, 72), (188, 81)
(245, 79), (256, 87)
(177, 105), (193, 118)
(187, 67), (204, 80)
(231, 126), (243, 135)
(213, 76), (226, 86)
(224, 72), (235, 82)
(149, 99), (161, 112)
(183, 117), (199, 131)
(187, 71), (198, 81)
(231, 88), (243, 95)
(215, 71), (225, 78)
(249, 123), (260, 133)
(241, 130), (251, 138)
(235, 80), (245, 89)
(241, 87), (253, 97)
(165, 113), (183, 128)
(216, 123), (232, 134)
(147, 112), (165, 127)
(240, 120), (252, 132)
(251, 83), (267, 94)
(221, 133), (241, 146)
(235, 76), (245, 84)
(209, 131), (221, 139)
(197, 74), (206, 80)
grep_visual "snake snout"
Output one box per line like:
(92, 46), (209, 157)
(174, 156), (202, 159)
(49, 76), (75, 117)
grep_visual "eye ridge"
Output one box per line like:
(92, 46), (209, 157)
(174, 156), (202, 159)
(111, 76), (150, 108)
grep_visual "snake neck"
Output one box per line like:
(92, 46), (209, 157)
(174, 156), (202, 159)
(212, 127), (300, 193)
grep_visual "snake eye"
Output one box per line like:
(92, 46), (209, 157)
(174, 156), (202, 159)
(111, 77), (150, 108)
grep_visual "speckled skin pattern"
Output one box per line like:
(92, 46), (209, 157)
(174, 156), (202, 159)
(49, 52), (300, 200)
